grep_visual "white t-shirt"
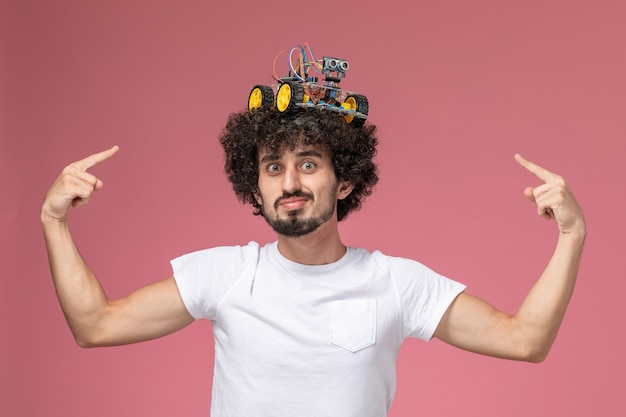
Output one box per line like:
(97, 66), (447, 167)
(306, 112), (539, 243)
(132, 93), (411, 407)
(171, 241), (465, 417)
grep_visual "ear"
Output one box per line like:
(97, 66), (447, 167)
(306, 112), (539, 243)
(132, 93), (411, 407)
(336, 180), (354, 200)
(253, 189), (262, 205)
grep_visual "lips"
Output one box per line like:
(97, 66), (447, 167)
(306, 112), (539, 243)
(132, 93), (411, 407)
(279, 196), (309, 210)
(275, 192), (313, 211)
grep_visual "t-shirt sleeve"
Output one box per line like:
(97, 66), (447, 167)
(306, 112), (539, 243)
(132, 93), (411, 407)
(387, 255), (466, 341)
(170, 242), (259, 320)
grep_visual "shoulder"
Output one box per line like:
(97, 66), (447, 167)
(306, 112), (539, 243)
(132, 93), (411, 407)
(367, 249), (465, 293)
(171, 241), (260, 269)
(170, 242), (263, 320)
(182, 240), (260, 257)
(364, 249), (432, 275)
(342, 248), (436, 284)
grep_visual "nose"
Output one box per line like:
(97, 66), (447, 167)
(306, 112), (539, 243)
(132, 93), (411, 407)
(282, 166), (301, 193)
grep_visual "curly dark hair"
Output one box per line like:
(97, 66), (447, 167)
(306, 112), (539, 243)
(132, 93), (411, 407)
(219, 107), (379, 221)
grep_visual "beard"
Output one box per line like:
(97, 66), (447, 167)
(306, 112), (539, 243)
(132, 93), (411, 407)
(260, 190), (336, 238)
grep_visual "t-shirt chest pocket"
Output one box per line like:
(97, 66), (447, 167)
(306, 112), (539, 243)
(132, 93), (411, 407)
(329, 299), (377, 352)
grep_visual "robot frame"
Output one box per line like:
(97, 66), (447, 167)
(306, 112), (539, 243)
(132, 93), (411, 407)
(248, 44), (369, 126)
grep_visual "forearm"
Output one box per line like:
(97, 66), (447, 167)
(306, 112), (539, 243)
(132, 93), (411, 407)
(42, 216), (110, 345)
(38, 146), (194, 347)
(436, 156), (585, 362)
(513, 228), (585, 360)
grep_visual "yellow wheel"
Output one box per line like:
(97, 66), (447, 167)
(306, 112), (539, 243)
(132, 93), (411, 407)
(343, 94), (369, 126)
(276, 81), (304, 113)
(248, 85), (274, 112)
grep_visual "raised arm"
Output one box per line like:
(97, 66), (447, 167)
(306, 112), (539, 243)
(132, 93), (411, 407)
(434, 154), (585, 362)
(41, 147), (194, 347)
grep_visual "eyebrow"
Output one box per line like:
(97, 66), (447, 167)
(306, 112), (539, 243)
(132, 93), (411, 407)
(259, 149), (324, 164)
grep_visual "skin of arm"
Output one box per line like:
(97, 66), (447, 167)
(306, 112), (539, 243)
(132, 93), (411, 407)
(433, 154), (585, 362)
(41, 146), (194, 347)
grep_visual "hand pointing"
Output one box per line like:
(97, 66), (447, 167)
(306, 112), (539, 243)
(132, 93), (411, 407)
(515, 153), (585, 237)
(42, 146), (119, 223)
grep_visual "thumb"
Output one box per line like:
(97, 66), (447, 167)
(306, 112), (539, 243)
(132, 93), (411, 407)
(94, 178), (105, 191)
(523, 186), (535, 202)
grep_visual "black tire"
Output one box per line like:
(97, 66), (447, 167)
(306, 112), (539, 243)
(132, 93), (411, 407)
(344, 94), (369, 126)
(248, 85), (274, 112)
(276, 81), (304, 113)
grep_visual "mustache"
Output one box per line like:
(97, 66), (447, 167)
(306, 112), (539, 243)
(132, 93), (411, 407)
(274, 191), (314, 210)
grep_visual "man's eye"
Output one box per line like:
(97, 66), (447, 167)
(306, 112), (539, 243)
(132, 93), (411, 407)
(268, 164), (281, 172)
(302, 161), (316, 170)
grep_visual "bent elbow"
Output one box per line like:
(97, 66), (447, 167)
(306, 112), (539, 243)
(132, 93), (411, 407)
(524, 350), (548, 363)
(75, 336), (98, 349)
(518, 341), (551, 363)
(73, 332), (98, 348)
(71, 327), (107, 348)
(67, 312), (112, 348)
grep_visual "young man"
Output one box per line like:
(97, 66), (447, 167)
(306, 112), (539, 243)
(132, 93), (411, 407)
(41, 108), (585, 416)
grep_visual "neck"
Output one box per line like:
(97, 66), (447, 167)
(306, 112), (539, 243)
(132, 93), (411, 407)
(276, 219), (346, 265)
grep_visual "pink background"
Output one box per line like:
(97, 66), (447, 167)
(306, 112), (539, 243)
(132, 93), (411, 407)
(2, 1), (625, 416)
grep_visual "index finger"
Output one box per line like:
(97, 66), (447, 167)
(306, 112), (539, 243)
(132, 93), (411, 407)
(72, 145), (120, 171)
(514, 153), (557, 183)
